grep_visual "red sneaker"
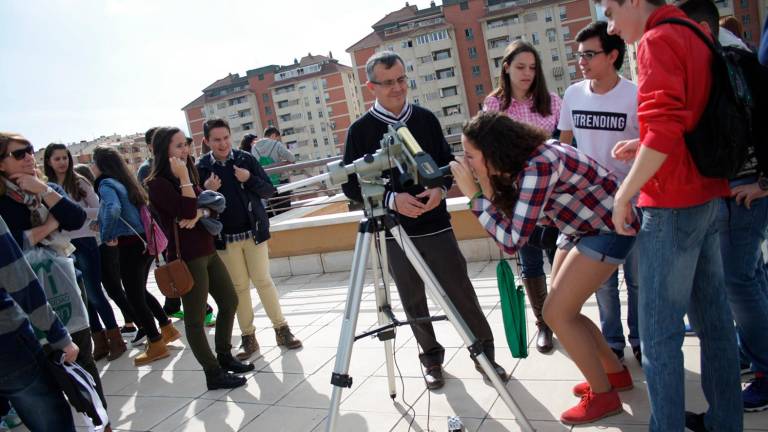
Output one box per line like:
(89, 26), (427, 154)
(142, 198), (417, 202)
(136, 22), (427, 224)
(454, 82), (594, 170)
(560, 389), (623, 425)
(572, 366), (633, 396)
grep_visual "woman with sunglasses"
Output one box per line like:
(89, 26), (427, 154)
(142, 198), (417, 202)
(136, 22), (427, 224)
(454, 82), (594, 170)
(91, 145), (179, 366)
(451, 112), (638, 424)
(0, 132), (113, 423)
(483, 40), (562, 353)
(44, 143), (127, 362)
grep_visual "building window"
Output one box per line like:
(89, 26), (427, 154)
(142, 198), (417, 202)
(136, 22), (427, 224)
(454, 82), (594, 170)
(262, 93), (269, 102)
(559, 5), (567, 20)
(315, 96), (321, 104)
(547, 28), (557, 42)
(318, 110), (324, 118)
(402, 40), (413, 48)
(436, 67), (455, 79)
(740, 0), (748, 6)
(531, 32), (540, 45)
(242, 122), (253, 131)
(440, 86), (458, 98)
(310, 125), (316, 133)
(268, 119), (274, 127)
(413, 97), (421, 105)
(465, 28), (473, 40)
(433, 49), (451, 61)
(475, 84), (485, 96)
(523, 12), (537, 22)
(409, 79), (417, 89)
(258, 73), (265, 80)
(551, 48), (560, 62)
(545, 9), (553, 22)
(565, 45), (574, 60)
(265, 107), (272, 115)
(442, 105), (462, 116)
(313, 139), (318, 147)
(493, 57), (503, 68)
(472, 65), (481, 77)
(460, 1), (469, 10)
(742, 15), (750, 25)
(561, 27), (571, 41)
(217, 102), (227, 110)
(323, 137), (329, 145)
(321, 79), (328, 89)
(307, 111), (312, 120)
(489, 36), (510, 49)
(468, 47), (477, 59)
(568, 65), (577, 80)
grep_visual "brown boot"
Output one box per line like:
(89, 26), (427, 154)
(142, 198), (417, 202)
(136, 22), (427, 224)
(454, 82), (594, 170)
(522, 276), (554, 353)
(133, 338), (170, 366)
(105, 328), (127, 361)
(275, 325), (302, 349)
(160, 321), (181, 344)
(92, 330), (109, 361)
(236, 334), (260, 361)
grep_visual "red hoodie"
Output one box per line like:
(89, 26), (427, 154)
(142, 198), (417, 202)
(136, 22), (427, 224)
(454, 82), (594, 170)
(636, 6), (730, 208)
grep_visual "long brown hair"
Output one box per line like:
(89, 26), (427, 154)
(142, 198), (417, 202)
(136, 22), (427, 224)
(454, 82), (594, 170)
(92, 146), (147, 207)
(145, 127), (200, 187)
(0, 132), (32, 197)
(490, 40), (553, 116)
(44, 143), (87, 201)
(462, 111), (549, 217)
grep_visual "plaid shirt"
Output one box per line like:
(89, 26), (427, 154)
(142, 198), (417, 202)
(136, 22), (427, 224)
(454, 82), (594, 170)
(471, 141), (639, 255)
(483, 93), (562, 134)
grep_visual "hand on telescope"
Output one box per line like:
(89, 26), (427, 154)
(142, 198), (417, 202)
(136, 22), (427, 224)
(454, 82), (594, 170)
(449, 159), (481, 200)
(393, 193), (427, 218)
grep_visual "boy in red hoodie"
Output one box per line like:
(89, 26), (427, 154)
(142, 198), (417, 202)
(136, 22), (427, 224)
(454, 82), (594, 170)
(596, 1), (743, 431)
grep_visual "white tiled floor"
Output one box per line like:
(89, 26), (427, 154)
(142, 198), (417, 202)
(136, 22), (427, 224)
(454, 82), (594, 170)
(17, 260), (768, 431)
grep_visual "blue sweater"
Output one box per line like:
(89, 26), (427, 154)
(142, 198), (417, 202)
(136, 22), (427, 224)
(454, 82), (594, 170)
(0, 216), (71, 352)
(760, 16), (768, 66)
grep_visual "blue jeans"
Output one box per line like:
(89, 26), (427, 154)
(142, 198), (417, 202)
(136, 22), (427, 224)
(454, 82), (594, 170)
(638, 201), (742, 431)
(718, 181), (768, 374)
(596, 246), (639, 350)
(73, 237), (118, 331)
(519, 226), (555, 278)
(0, 324), (75, 432)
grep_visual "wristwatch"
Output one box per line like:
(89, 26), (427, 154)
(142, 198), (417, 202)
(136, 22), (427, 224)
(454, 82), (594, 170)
(42, 185), (56, 197)
(758, 176), (768, 191)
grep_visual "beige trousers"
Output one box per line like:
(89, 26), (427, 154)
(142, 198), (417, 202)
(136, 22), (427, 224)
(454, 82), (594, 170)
(216, 239), (286, 335)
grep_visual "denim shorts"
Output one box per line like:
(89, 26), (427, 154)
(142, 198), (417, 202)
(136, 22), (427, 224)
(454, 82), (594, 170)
(559, 231), (636, 265)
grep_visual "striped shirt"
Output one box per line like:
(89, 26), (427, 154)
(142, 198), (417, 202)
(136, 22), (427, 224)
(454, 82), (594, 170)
(0, 216), (71, 350)
(471, 141), (639, 255)
(483, 93), (562, 134)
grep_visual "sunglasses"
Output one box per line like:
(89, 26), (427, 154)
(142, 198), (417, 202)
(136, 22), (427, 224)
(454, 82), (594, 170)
(2, 145), (34, 161)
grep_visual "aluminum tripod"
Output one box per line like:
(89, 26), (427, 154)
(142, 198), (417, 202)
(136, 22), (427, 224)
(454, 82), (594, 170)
(324, 180), (534, 432)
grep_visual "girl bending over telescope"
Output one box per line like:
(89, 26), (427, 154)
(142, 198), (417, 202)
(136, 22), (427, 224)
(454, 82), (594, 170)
(450, 111), (639, 425)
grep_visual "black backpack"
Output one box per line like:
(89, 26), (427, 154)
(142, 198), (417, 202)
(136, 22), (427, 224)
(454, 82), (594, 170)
(657, 18), (754, 179)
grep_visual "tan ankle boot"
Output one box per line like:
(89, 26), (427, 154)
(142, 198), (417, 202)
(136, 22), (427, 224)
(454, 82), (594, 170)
(134, 339), (170, 366)
(160, 322), (181, 344)
(91, 330), (109, 361)
(105, 327), (127, 361)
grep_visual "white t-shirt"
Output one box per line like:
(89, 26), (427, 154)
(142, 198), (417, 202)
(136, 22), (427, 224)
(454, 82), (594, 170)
(557, 77), (639, 181)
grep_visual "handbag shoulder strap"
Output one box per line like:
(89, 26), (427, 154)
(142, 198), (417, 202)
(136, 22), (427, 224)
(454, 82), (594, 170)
(118, 217), (147, 249)
(173, 221), (182, 261)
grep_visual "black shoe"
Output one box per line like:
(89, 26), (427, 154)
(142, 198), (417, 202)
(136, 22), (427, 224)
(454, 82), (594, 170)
(473, 359), (510, 382)
(536, 325), (554, 353)
(205, 369), (247, 390)
(685, 411), (706, 432)
(632, 346), (642, 364)
(130, 328), (147, 347)
(612, 347), (625, 362)
(423, 365), (444, 390)
(217, 353), (255, 374)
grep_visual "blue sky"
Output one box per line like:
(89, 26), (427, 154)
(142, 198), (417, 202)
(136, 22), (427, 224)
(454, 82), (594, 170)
(0, 0), (410, 147)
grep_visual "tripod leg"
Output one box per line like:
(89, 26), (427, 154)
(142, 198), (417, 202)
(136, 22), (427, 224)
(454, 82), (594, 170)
(372, 229), (397, 399)
(325, 224), (373, 432)
(388, 225), (536, 432)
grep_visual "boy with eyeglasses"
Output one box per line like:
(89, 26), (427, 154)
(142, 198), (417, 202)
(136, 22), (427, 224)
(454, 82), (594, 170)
(558, 21), (642, 365)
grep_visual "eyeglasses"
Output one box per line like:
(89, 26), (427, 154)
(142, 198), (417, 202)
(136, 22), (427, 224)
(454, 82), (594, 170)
(370, 75), (408, 88)
(1, 145), (34, 161)
(575, 50), (605, 61)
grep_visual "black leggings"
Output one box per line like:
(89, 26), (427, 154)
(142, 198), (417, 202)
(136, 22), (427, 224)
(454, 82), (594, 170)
(116, 241), (169, 342)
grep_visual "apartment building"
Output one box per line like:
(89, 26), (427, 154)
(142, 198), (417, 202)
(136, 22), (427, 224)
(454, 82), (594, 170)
(182, 55), (362, 162)
(348, 2), (472, 136)
(347, 0), (598, 136)
(269, 55), (363, 161)
(35, 133), (150, 175)
(715, 0), (767, 45)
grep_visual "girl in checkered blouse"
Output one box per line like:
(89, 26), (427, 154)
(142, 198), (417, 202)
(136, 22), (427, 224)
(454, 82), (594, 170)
(451, 112), (639, 425)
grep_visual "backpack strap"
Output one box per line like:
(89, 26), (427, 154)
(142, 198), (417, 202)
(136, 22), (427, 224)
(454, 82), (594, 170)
(657, 18), (720, 54)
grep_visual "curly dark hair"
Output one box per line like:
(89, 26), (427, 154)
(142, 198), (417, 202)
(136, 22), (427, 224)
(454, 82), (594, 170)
(462, 111), (549, 217)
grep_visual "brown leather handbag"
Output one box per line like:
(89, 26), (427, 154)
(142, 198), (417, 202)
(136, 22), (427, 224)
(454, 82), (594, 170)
(153, 221), (193, 298)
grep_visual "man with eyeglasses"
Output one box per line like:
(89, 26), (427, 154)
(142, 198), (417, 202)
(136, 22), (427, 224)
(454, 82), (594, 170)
(557, 21), (642, 366)
(341, 51), (507, 390)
